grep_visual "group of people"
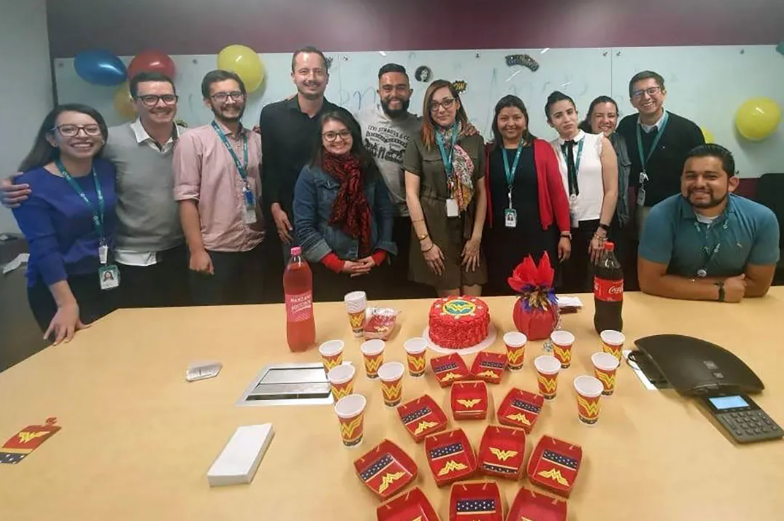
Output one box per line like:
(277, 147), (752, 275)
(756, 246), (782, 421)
(2, 46), (780, 345)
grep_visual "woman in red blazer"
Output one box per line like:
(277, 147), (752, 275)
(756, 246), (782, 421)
(483, 95), (571, 295)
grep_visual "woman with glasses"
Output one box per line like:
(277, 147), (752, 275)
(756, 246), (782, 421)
(12, 104), (118, 344)
(546, 91), (618, 293)
(293, 108), (396, 301)
(483, 95), (572, 295)
(403, 80), (487, 297)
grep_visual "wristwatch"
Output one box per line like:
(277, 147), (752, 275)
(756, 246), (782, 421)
(714, 281), (726, 302)
(598, 223), (611, 233)
(560, 231), (572, 240)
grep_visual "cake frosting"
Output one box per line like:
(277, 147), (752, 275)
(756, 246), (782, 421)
(428, 296), (490, 349)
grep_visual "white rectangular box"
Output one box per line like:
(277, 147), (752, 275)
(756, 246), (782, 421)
(207, 424), (274, 487)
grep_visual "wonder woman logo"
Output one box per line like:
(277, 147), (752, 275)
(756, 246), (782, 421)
(490, 448), (518, 462)
(364, 356), (383, 373)
(332, 386), (352, 400)
(553, 345), (572, 362)
(577, 395), (600, 417)
(407, 355), (426, 371)
(537, 374), (557, 392)
(437, 460), (468, 476)
(17, 431), (47, 444)
(382, 381), (402, 400)
(537, 468), (570, 486)
(377, 471), (406, 494)
(507, 348), (525, 365)
(440, 372), (462, 382)
(442, 299), (476, 316)
(477, 370), (498, 379)
(596, 371), (615, 388)
(505, 413), (532, 426)
(457, 399), (481, 408)
(340, 416), (363, 439)
(414, 421), (439, 436)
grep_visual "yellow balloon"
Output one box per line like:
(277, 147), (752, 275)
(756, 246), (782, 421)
(113, 82), (136, 120)
(735, 97), (781, 141)
(701, 127), (714, 144)
(217, 45), (265, 93)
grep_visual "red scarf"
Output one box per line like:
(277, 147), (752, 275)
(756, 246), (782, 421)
(323, 152), (372, 257)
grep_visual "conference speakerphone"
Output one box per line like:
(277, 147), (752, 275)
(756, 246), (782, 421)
(700, 394), (783, 444)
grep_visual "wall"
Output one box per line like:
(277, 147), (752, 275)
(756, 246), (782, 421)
(47, 0), (784, 58)
(0, 0), (53, 233)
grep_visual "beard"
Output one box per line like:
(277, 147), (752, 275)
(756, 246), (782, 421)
(685, 188), (727, 209)
(211, 104), (245, 123)
(381, 96), (411, 118)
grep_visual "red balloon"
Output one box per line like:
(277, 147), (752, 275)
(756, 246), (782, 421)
(127, 50), (176, 80)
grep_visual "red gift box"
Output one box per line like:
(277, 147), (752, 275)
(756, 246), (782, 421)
(397, 394), (448, 443)
(354, 439), (418, 501)
(497, 388), (544, 434)
(431, 353), (470, 388)
(527, 435), (583, 497)
(477, 425), (526, 480)
(470, 351), (507, 384)
(449, 481), (503, 521)
(424, 428), (477, 487)
(507, 487), (567, 521)
(0, 417), (61, 465)
(377, 487), (440, 521)
(451, 381), (488, 421)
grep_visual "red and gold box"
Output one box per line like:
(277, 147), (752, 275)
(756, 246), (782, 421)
(477, 425), (526, 480)
(424, 428), (477, 487)
(354, 439), (417, 501)
(431, 353), (470, 387)
(449, 481), (502, 521)
(507, 487), (567, 521)
(377, 487), (440, 521)
(497, 388), (544, 434)
(526, 435), (583, 497)
(450, 381), (488, 421)
(397, 394), (448, 443)
(469, 351), (506, 384)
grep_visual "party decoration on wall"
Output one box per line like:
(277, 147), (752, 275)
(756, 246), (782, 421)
(113, 82), (137, 121)
(217, 45), (265, 93)
(74, 50), (127, 86)
(452, 80), (467, 94)
(415, 66), (432, 83)
(701, 127), (715, 143)
(735, 97), (782, 141)
(127, 50), (176, 80)
(505, 54), (540, 72)
(325, 57), (334, 70)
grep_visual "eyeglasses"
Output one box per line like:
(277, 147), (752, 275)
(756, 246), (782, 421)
(322, 130), (352, 142)
(136, 94), (178, 107)
(631, 86), (662, 99)
(429, 98), (455, 113)
(211, 91), (245, 103)
(52, 124), (102, 137)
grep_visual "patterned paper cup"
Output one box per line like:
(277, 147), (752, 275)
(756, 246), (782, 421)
(534, 355), (561, 400)
(574, 375), (603, 425)
(404, 337), (428, 377)
(360, 339), (385, 379)
(504, 332), (528, 371)
(335, 394), (367, 447)
(550, 330), (575, 369)
(378, 361), (405, 407)
(600, 330), (625, 362)
(591, 352), (620, 396)
(319, 340), (344, 372)
(345, 291), (368, 337)
(327, 363), (356, 401)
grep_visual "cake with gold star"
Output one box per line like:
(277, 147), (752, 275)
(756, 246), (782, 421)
(428, 296), (491, 349)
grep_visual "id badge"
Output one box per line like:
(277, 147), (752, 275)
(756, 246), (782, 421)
(98, 264), (120, 290)
(637, 186), (646, 206)
(445, 198), (459, 218)
(504, 208), (517, 228)
(243, 185), (256, 208)
(243, 207), (258, 225)
(98, 244), (109, 265)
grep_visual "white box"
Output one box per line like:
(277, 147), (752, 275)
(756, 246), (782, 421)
(207, 424), (274, 487)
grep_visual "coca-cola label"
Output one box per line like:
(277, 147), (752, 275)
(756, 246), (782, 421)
(594, 278), (624, 302)
(286, 291), (313, 322)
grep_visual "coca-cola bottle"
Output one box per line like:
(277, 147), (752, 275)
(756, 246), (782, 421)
(284, 247), (316, 352)
(593, 241), (623, 333)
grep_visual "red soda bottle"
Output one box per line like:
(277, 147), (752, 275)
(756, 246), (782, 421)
(284, 247), (316, 352)
(593, 241), (623, 333)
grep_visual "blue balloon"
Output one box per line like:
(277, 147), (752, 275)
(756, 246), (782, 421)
(74, 50), (127, 86)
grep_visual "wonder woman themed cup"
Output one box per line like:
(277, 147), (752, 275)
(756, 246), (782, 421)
(360, 339), (385, 379)
(378, 362), (405, 407)
(534, 355), (561, 400)
(327, 364), (356, 401)
(335, 394), (367, 448)
(504, 332), (528, 371)
(344, 291), (368, 337)
(574, 375), (603, 425)
(550, 331), (575, 369)
(592, 352), (620, 396)
(319, 340), (344, 372)
(600, 330), (625, 362)
(404, 337), (428, 377)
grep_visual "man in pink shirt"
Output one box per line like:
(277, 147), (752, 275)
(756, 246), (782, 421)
(173, 70), (264, 305)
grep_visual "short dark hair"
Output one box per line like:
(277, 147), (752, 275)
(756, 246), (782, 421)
(129, 71), (176, 99)
(628, 70), (665, 97)
(201, 70), (246, 99)
(491, 95), (536, 150)
(378, 63), (408, 79)
(579, 95), (619, 133)
(291, 46), (329, 73)
(544, 91), (576, 121)
(685, 144), (737, 177)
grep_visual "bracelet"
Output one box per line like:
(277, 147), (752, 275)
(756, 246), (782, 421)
(598, 223), (611, 232)
(560, 232), (572, 239)
(421, 243), (434, 253)
(593, 234), (606, 241)
(418, 232), (430, 242)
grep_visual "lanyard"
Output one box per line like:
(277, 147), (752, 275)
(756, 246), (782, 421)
(211, 121), (249, 183)
(636, 111), (669, 180)
(502, 140), (525, 189)
(56, 159), (105, 241)
(560, 138), (584, 196)
(694, 215), (729, 276)
(435, 123), (460, 180)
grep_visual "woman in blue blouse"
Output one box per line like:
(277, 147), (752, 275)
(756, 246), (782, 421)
(13, 104), (118, 344)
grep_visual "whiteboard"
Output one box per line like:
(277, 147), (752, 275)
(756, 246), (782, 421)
(54, 45), (783, 178)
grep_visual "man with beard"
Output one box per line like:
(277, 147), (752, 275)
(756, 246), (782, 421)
(638, 144), (779, 302)
(2, 72), (188, 308)
(174, 70), (264, 305)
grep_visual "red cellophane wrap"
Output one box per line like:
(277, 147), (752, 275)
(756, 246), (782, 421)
(508, 253), (558, 341)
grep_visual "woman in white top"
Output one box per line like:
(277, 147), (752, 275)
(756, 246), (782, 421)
(545, 91), (618, 292)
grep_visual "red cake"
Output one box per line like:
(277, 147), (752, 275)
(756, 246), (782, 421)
(428, 296), (491, 349)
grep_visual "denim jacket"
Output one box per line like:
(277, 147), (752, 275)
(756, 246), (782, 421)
(293, 163), (397, 263)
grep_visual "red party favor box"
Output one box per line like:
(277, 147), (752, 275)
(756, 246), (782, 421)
(507, 487), (567, 521)
(431, 353), (470, 387)
(451, 381), (489, 421)
(424, 428), (477, 487)
(354, 439), (418, 500)
(497, 388), (544, 434)
(449, 481), (503, 521)
(377, 487), (440, 521)
(527, 435), (583, 497)
(470, 351), (506, 384)
(477, 425), (526, 480)
(397, 394), (448, 443)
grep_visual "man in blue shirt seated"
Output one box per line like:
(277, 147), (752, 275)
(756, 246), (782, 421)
(638, 144), (780, 302)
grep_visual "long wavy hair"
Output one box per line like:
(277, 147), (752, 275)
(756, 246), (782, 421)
(310, 107), (379, 178)
(578, 95), (619, 133)
(420, 80), (468, 150)
(491, 95), (537, 151)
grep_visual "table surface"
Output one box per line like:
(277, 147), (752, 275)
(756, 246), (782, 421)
(1, 289), (783, 521)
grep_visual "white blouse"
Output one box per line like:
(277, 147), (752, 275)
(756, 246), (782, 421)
(550, 131), (604, 226)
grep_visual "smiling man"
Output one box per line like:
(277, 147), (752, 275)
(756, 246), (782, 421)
(638, 144), (779, 302)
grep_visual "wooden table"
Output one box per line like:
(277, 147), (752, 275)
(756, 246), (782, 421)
(1, 290), (783, 521)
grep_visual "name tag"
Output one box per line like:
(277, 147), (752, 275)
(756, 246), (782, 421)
(99, 264), (120, 290)
(244, 207), (258, 225)
(445, 198), (459, 218)
(637, 187), (646, 207)
(504, 208), (517, 228)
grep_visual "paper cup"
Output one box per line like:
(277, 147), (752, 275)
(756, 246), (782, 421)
(600, 330), (625, 362)
(378, 361), (405, 407)
(345, 291), (368, 337)
(550, 330), (575, 368)
(574, 375), (603, 425)
(327, 364), (356, 400)
(534, 355), (561, 400)
(335, 394), (367, 447)
(360, 339), (385, 379)
(404, 337), (428, 377)
(503, 331), (528, 371)
(592, 352), (620, 396)
(319, 340), (344, 372)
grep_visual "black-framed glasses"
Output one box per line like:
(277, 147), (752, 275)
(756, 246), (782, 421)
(322, 130), (352, 142)
(211, 91), (245, 103)
(52, 124), (102, 137)
(136, 94), (178, 107)
(429, 98), (455, 113)
(631, 86), (662, 99)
